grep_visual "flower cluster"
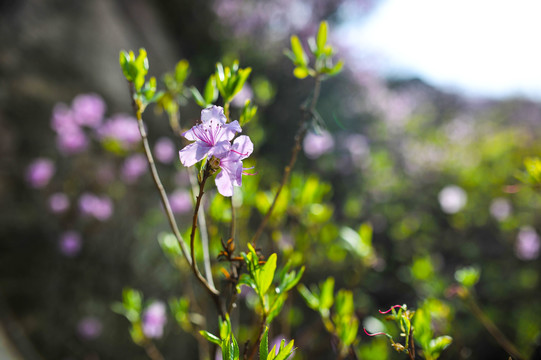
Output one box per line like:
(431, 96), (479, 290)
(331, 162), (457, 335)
(179, 106), (253, 197)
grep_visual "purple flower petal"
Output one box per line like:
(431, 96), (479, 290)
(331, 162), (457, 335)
(179, 142), (212, 167)
(215, 167), (234, 197)
(26, 158), (55, 188)
(142, 302), (167, 339)
(201, 105), (227, 125)
(49, 192), (70, 213)
(59, 231), (82, 257)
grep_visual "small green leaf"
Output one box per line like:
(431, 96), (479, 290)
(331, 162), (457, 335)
(190, 87), (207, 108)
(290, 35), (307, 67)
(204, 75), (219, 105)
(175, 59), (190, 85)
(260, 327), (269, 360)
(274, 339), (295, 360)
(319, 277), (335, 311)
(428, 336), (453, 359)
(259, 253), (277, 295)
(455, 266), (481, 288)
(293, 67), (309, 79)
(200, 330), (222, 345)
(316, 21), (328, 55)
(298, 284), (319, 310)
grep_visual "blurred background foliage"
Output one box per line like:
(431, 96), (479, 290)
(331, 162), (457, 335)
(1, 0), (541, 359)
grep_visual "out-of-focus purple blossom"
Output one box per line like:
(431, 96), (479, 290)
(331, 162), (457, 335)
(490, 198), (512, 221)
(72, 93), (106, 128)
(154, 137), (176, 164)
(179, 106), (241, 167)
(231, 84), (253, 108)
(97, 114), (141, 149)
(343, 134), (369, 163)
(79, 193), (113, 221)
(438, 185), (467, 214)
(56, 129), (88, 155)
(59, 231), (82, 257)
(77, 317), (102, 340)
(26, 158), (55, 188)
(215, 135), (254, 197)
(121, 154), (147, 184)
(169, 190), (192, 214)
(142, 302), (167, 339)
(303, 130), (334, 159)
(516, 226), (540, 261)
(49, 192), (70, 213)
(51, 103), (78, 134)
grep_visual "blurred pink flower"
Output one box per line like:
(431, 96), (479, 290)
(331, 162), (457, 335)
(97, 114), (141, 149)
(121, 154), (147, 184)
(516, 227), (540, 261)
(56, 128), (88, 155)
(438, 185), (467, 214)
(169, 190), (192, 214)
(72, 93), (106, 128)
(59, 231), (82, 257)
(77, 316), (102, 340)
(154, 137), (176, 164)
(49, 192), (70, 213)
(303, 131), (334, 159)
(51, 103), (78, 134)
(490, 198), (511, 221)
(79, 193), (113, 221)
(231, 84), (253, 108)
(142, 302), (167, 339)
(26, 158), (55, 188)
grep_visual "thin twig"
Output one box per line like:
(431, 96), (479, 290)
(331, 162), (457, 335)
(188, 167), (215, 289)
(129, 84), (192, 266)
(465, 293), (523, 360)
(143, 341), (165, 360)
(251, 75), (322, 245)
(246, 315), (267, 360)
(189, 167), (225, 317)
(230, 195), (236, 240)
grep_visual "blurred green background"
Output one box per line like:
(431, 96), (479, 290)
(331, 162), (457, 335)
(1, 0), (540, 359)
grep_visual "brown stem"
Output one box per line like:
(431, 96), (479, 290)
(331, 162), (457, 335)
(251, 75), (322, 246)
(188, 167), (215, 290)
(464, 292), (523, 360)
(129, 84), (192, 266)
(189, 167), (225, 317)
(408, 327), (415, 360)
(143, 341), (165, 360)
(230, 195), (236, 241)
(247, 315), (267, 360)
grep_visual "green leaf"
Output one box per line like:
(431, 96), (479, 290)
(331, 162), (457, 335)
(231, 68), (252, 100)
(428, 336), (453, 359)
(454, 266), (481, 288)
(297, 284), (319, 310)
(175, 59), (190, 85)
(237, 273), (257, 292)
(327, 60), (344, 76)
(316, 21), (328, 55)
(119, 51), (132, 81)
(260, 327), (269, 360)
(204, 75), (219, 105)
(413, 308), (433, 350)
(277, 266), (305, 294)
(259, 253), (277, 295)
(274, 339), (295, 360)
(200, 330), (222, 345)
(267, 293), (287, 324)
(319, 277), (335, 311)
(290, 35), (307, 67)
(190, 87), (207, 108)
(293, 67), (309, 79)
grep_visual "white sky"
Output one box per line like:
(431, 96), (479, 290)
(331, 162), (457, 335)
(338, 0), (541, 99)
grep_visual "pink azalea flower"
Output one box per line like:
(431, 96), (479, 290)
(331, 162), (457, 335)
(179, 106), (241, 167)
(142, 302), (167, 339)
(72, 93), (106, 128)
(26, 158), (55, 188)
(215, 135), (254, 197)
